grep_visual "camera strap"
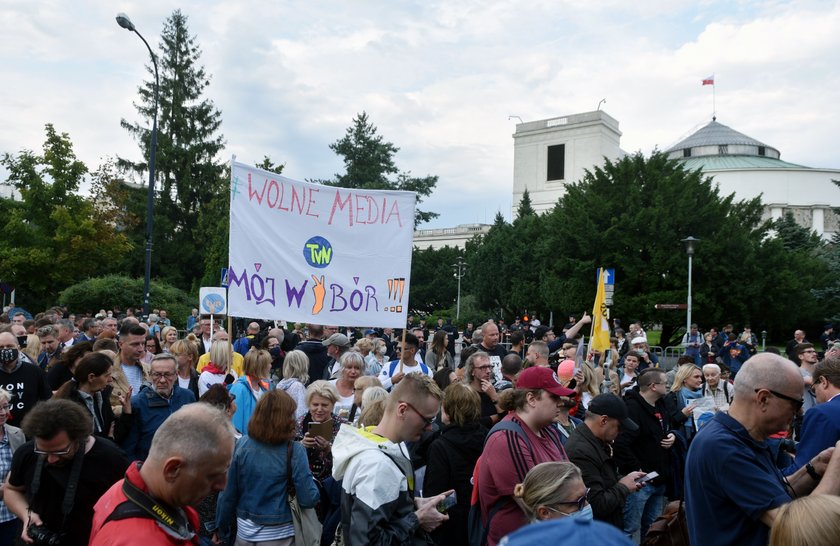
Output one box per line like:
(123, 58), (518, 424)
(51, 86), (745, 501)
(114, 467), (196, 541)
(28, 438), (86, 533)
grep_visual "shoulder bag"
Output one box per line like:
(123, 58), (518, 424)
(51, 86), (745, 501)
(287, 442), (322, 546)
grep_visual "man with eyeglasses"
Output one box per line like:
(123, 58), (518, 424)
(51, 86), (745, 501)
(120, 354), (196, 461)
(0, 332), (51, 428)
(795, 343), (820, 412)
(614, 368), (675, 542)
(789, 356), (840, 474)
(332, 372), (452, 545)
(685, 353), (840, 546)
(4, 399), (129, 545)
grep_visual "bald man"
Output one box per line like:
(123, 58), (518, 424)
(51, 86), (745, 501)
(685, 353), (840, 546)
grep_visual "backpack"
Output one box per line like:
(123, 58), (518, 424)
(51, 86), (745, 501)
(466, 420), (561, 546)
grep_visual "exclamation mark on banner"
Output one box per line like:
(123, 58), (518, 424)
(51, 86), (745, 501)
(397, 278), (405, 313)
(386, 277), (406, 312)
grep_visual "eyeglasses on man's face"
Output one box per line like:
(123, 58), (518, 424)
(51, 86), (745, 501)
(401, 400), (434, 427)
(756, 388), (803, 411)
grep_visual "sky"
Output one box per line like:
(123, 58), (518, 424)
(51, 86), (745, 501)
(2, 0), (839, 229)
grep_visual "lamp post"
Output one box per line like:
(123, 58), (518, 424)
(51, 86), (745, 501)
(116, 13), (159, 319)
(452, 258), (467, 321)
(682, 236), (700, 337)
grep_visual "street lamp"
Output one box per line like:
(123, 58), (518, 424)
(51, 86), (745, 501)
(682, 236), (700, 337)
(452, 258), (467, 320)
(116, 12), (159, 318)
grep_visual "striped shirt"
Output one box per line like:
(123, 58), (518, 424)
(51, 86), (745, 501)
(236, 518), (294, 541)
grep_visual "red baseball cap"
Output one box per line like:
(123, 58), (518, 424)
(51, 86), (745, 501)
(517, 366), (576, 397)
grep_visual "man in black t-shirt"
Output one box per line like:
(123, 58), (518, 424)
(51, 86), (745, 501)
(4, 399), (129, 545)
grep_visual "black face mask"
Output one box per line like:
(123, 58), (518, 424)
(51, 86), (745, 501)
(269, 347), (282, 359)
(17, 336), (28, 348)
(0, 348), (19, 365)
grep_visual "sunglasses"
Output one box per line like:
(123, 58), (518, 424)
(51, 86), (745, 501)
(756, 388), (803, 411)
(547, 488), (590, 513)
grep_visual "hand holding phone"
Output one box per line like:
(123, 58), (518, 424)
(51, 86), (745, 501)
(436, 492), (457, 513)
(634, 471), (659, 484)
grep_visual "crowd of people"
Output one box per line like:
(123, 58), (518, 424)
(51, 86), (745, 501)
(0, 305), (839, 545)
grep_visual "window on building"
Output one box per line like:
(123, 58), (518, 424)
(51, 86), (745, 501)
(547, 144), (565, 181)
(683, 148), (691, 158)
(718, 145), (728, 155)
(758, 146), (766, 156)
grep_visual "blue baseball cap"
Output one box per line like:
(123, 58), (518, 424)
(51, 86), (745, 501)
(499, 518), (635, 546)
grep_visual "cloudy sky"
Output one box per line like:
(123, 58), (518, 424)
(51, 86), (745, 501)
(2, 0), (839, 228)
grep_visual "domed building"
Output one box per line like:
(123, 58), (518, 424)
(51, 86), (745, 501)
(665, 118), (840, 238)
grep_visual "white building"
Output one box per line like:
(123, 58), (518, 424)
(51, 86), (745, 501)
(665, 119), (840, 237)
(511, 110), (624, 216)
(412, 223), (491, 250)
(509, 111), (840, 237)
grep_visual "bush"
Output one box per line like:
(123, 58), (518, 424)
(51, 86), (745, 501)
(59, 276), (194, 329)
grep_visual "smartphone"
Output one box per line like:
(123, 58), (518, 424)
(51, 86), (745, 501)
(635, 471), (659, 484)
(437, 492), (457, 513)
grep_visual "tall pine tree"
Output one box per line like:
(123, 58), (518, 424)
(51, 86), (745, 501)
(317, 112), (439, 225)
(119, 9), (225, 291)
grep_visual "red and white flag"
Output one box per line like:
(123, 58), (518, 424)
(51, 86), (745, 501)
(702, 74), (715, 86)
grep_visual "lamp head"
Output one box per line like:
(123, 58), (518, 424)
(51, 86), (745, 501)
(682, 236), (700, 256)
(116, 13), (135, 32)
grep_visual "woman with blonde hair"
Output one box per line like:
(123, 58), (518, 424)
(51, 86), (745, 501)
(169, 339), (200, 399)
(513, 462), (589, 522)
(331, 351), (364, 418)
(770, 495), (840, 546)
(295, 381), (348, 482)
(348, 375), (382, 422)
(159, 325), (178, 352)
(229, 349), (273, 434)
(276, 349), (309, 419)
(577, 363), (601, 410)
(21, 335), (40, 364)
(198, 340), (237, 396)
(664, 363), (704, 443)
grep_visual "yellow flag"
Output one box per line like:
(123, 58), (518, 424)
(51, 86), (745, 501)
(591, 268), (610, 352)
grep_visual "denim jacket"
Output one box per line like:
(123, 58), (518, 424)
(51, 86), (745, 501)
(215, 436), (319, 537)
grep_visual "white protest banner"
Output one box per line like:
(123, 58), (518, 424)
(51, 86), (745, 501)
(227, 160), (416, 327)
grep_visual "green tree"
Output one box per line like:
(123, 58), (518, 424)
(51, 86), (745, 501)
(772, 212), (824, 252)
(536, 151), (830, 344)
(198, 158), (285, 288)
(0, 125), (132, 309)
(119, 9), (225, 290)
(409, 245), (463, 314)
(517, 188), (536, 217)
(60, 275), (193, 328)
(466, 200), (547, 319)
(317, 112), (439, 225)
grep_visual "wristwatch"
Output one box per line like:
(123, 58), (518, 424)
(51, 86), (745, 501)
(806, 462), (822, 481)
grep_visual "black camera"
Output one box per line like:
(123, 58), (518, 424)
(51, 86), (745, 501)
(27, 524), (63, 545)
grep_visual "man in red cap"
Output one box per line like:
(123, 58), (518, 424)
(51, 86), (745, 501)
(477, 366), (576, 546)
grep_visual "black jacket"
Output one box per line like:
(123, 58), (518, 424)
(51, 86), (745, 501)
(565, 423), (630, 530)
(425, 422), (487, 546)
(296, 339), (330, 385)
(614, 389), (672, 486)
